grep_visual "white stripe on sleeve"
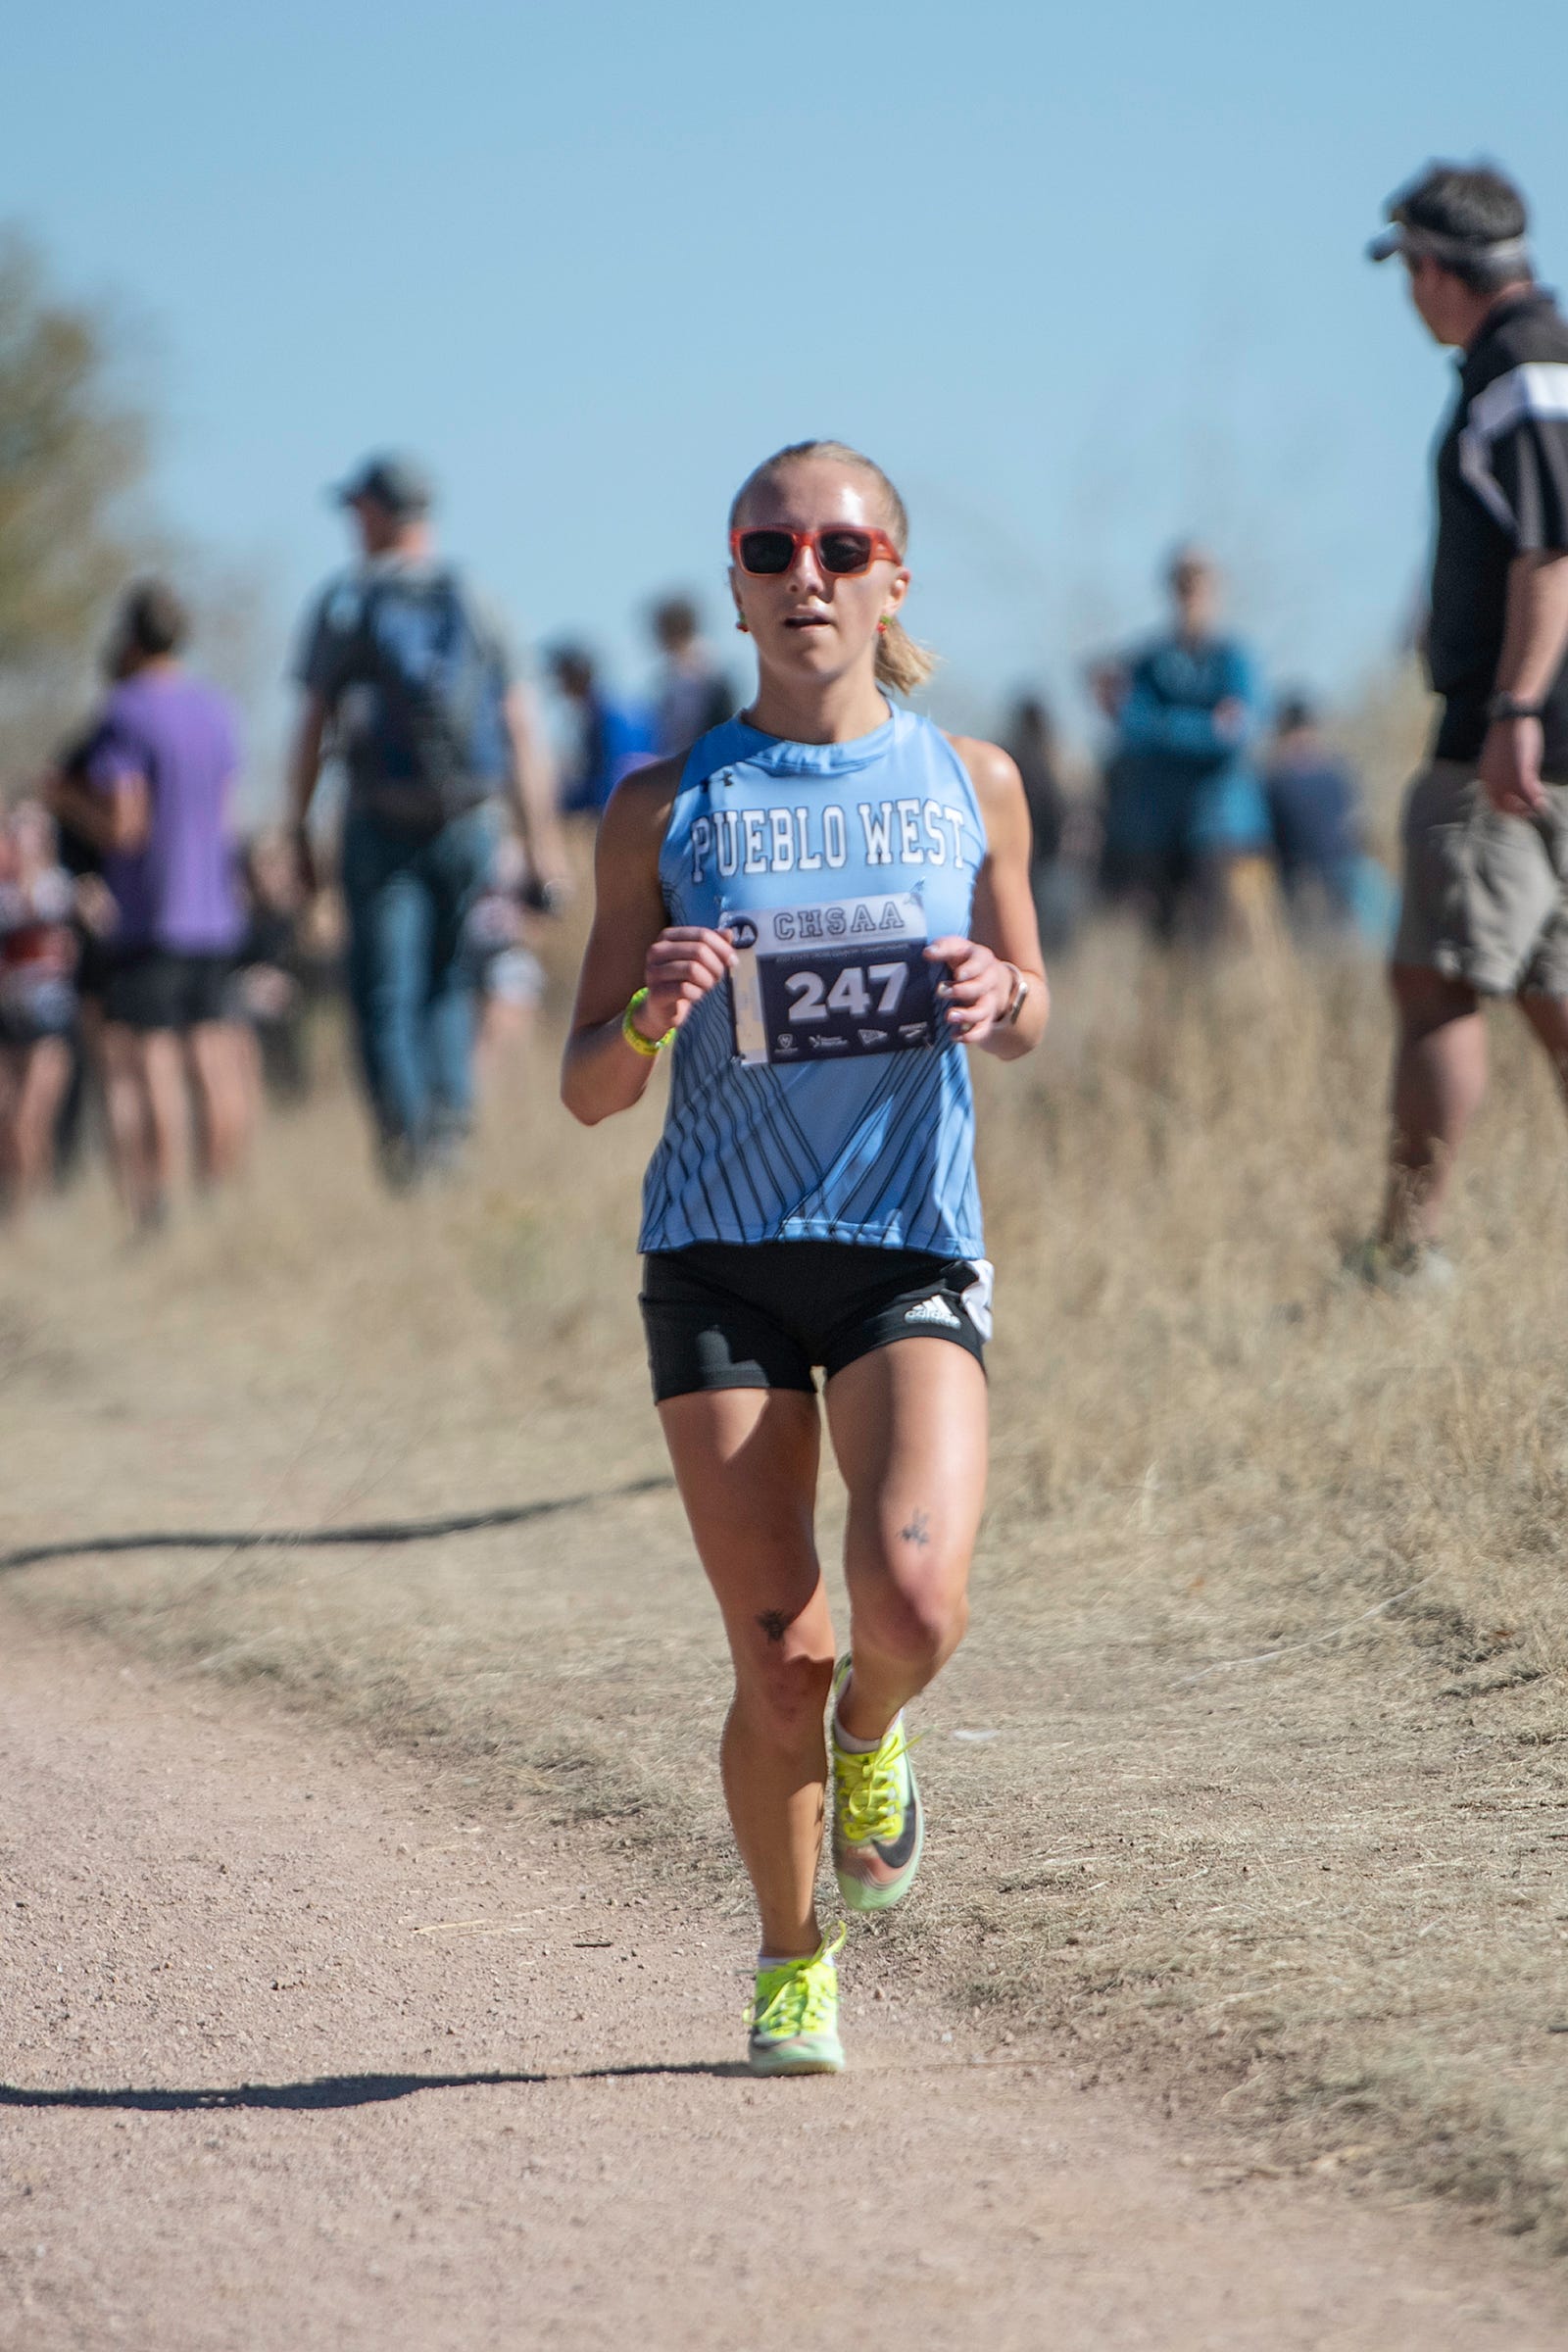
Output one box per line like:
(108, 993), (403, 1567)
(1458, 362), (1568, 535)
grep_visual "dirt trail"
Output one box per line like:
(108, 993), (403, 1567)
(3, 1609), (1564, 2352)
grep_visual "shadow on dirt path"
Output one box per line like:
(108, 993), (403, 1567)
(0, 2058), (748, 2111)
(0, 1475), (674, 1575)
(5, 1605), (1566, 2352)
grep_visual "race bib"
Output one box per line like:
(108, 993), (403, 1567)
(726, 891), (939, 1068)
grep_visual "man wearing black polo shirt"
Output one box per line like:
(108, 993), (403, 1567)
(1363, 161), (1568, 1283)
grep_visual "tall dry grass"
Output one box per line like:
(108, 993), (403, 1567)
(980, 917), (1568, 1679)
(5, 675), (1568, 2243)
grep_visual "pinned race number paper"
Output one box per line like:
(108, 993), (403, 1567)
(726, 892), (939, 1068)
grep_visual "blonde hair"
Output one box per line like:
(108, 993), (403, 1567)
(729, 439), (939, 698)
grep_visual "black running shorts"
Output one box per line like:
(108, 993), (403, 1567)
(103, 949), (233, 1033)
(640, 1241), (991, 1404)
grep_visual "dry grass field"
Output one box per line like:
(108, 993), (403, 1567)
(4, 705), (1567, 2263)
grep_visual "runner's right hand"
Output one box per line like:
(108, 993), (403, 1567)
(638, 926), (736, 1039)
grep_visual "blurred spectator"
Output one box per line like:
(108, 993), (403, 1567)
(39, 702), (122, 1184)
(1006, 693), (1069, 866)
(1002, 693), (1090, 955)
(648, 594), (734, 757)
(547, 644), (657, 816)
(231, 831), (316, 1102)
(47, 581), (252, 1231)
(1085, 656), (1138, 910)
(286, 454), (566, 1188)
(1263, 694), (1396, 944)
(1102, 549), (1269, 937)
(0, 802), (77, 1214)
(1359, 160), (1568, 1277)
(462, 833), (546, 1083)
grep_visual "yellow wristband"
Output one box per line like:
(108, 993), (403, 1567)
(622, 987), (675, 1057)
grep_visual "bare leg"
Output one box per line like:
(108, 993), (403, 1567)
(0, 1052), (20, 1210)
(1383, 964), (1488, 1250)
(186, 1021), (253, 1186)
(1518, 991), (1568, 1111)
(659, 1387), (836, 1959)
(475, 996), (533, 1093)
(141, 1029), (191, 1203)
(9, 1039), (71, 1208)
(101, 1024), (160, 1223)
(232, 1018), (266, 1133)
(824, 1339), (988, 1743)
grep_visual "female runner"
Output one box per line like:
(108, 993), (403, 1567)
(563, 441), (1048, 2073)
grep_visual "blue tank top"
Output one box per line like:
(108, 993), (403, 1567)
(639, 710), (986, 1256)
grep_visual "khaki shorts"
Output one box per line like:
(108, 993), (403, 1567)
(1394, 761), (1568, 996)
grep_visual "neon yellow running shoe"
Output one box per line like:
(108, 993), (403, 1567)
(747, 1925), (847, 2077)
(830, 1655), (925, 1913)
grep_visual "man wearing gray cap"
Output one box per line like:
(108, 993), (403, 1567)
(1361, 162), (1568, 1283)
(285, 454), (564, 1187)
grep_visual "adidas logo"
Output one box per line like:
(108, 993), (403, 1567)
(905, 1294), (960, 1328)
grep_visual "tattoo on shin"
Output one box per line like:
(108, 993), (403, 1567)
(900, 1509), (932, 1548)
(756, 1609), (790, 1643)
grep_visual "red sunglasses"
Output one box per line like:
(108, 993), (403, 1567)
(729, 524), (904, 577)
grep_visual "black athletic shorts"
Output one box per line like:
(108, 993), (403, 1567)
(640, 1241), (992, 1403)
(103, 949), (233, 1033)
(74, 929), (114, 1003)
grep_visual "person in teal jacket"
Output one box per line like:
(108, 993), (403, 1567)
(1103, 547), (1269, 935)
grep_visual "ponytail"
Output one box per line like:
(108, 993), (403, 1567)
(731, 439), (941, 699)
(875, 613), (938, 697)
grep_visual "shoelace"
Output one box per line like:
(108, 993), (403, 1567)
(834, 1728), (918, 1845)
(749, 1925), (847, 2037)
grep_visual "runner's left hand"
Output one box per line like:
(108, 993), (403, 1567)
(926, 937), (1010, 1044)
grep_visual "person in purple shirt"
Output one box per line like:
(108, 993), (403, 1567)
(48, 582), (251, 1229)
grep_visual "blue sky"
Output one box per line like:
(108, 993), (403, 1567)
(5, 0), (1566, 762)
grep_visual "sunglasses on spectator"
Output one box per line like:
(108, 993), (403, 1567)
(729, 525), (904, 577)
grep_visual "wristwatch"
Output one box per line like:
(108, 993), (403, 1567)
(1487, 693), (1546, 722)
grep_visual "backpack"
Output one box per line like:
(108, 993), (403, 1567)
(344, 568), (509, 830)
